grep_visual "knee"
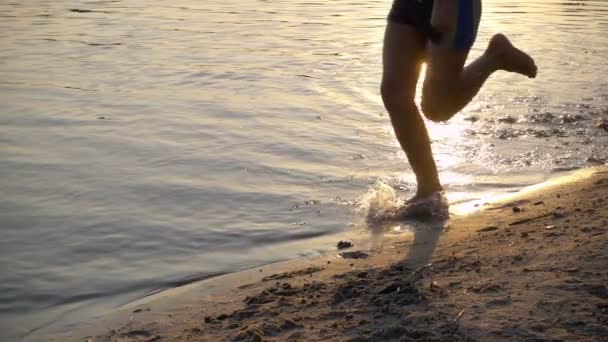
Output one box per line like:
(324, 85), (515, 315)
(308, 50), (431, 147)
(380, 79), (398, 110)
(421, 98), (450, 122)
(381, 79), (415, 114)
(421, 88), (452, 123)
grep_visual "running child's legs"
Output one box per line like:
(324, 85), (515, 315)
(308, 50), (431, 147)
(382, 0), (537, 199)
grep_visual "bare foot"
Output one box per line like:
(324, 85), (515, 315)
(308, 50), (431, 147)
(488, 33), (537, 78)
(396, 191), (449, 220)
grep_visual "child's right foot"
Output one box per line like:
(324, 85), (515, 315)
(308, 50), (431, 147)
(488, 33), (538, 78)
(395, 191), (449, 220)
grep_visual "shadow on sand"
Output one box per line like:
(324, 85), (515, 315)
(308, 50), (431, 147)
(367, 215), (447, 268)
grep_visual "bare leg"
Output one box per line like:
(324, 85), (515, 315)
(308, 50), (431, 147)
(381, 23), (442, 198)
(422, 34), (537, 122)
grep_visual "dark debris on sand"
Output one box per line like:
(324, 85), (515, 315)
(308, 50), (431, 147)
(261, 266), (325, 282)
(203, 263), (473, 341)
(337, 240), (354, 250)
(339, 251), (369, 259)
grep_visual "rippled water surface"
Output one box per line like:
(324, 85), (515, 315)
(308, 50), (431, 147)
(1, 0), (607, 339)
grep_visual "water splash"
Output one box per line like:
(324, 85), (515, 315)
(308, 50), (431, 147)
(357, 180), (401, 214)
(359, 181), (405, 225)
(359, 181), (449, 224)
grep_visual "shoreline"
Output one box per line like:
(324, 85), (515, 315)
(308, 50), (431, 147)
(37, 166), (608, 341)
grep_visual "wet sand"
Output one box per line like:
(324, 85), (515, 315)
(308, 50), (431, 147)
(51, 166), (607, 341)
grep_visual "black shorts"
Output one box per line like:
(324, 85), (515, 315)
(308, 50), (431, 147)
(388, 0), (481, 50)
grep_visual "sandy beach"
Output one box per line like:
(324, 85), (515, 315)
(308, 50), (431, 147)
(40, 166), (606, 342)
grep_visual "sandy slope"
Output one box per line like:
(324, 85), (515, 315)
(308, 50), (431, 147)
(61, 167), (607, 341)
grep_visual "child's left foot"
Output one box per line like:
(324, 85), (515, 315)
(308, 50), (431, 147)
(488, 33), (538, 78)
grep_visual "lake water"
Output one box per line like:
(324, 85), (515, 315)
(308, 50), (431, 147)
(1, 0), (607, 339)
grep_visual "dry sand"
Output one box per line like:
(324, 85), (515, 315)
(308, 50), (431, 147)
(61, 167), (607, 341)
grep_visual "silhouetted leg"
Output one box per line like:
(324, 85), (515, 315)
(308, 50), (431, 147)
(381, 23), (442, 199)
(422, 34), (537, 122)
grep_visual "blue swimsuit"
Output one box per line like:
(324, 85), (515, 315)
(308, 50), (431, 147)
(388, 0), (482, 50)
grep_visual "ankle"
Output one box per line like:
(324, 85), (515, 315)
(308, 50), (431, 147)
(415, 186), (444, 200)
(485, 33), (515, 69)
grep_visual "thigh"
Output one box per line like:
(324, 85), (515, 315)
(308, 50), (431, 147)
(382, 22), (426, 99)
(437, 0), (482, 51)
(424, 0), (482, 81)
